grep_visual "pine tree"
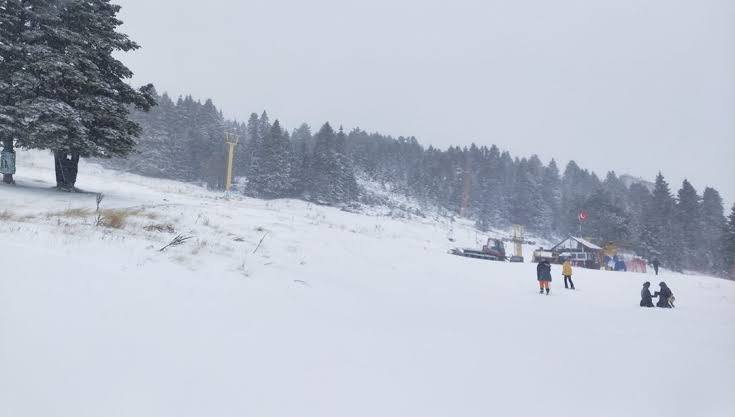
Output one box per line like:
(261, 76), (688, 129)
(723, 204), (735, 279)
(249, 120), (291, 198)
(542, 159), (562, 236)
(603, 171), (630, 209)
(700, 188), (727, 275)
(582, 188), (632, 244)
(560, 161), (587, 235)
(674, 180), (702, 270)
(196, 98), (226, 189)
(308, 123), (341, 203)
(474, 146), (505, 231)
(289, 123), (312, 196)
(245, 112), (270, 193)
(642, 173), (679, 270)
(626, 183), (653, 255)
(4, 0), (155, 190)
(335, 126), (358, 201)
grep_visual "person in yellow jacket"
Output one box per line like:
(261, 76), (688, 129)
(562, 258), (575, 290)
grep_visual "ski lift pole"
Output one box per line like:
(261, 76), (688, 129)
(224, 132), (239, 192)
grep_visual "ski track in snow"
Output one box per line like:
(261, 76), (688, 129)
(1, 151), (734, 417)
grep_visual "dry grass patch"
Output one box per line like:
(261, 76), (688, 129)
(144, 212), (160, 220)
(0, 210), (15, 221)
(144, 223), (176, 233)
(98, 208), (143, 229)
(49, 208), (91, 219)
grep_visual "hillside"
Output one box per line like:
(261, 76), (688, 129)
(1, 151), (734, 417)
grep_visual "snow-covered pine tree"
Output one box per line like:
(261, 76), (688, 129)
(528, 155), (552, 237)
(641, 173), (679, 270)
(116, 92), (174, 177)
(197, 99), (227, 189)
(699, 187), (727, 275)
(510, 157), (547, 236)
(5, 0), (155, 190)
(542, 159), (563, 236)
(603, 171), (630, 210)
(308, 123), (340, 203)
(473, 146), (500, 231)
(289, 123), (312, 197)
(239, 112), (260, 185)
(626, 183), (653, 255)
(723, 204), (735, 279)
(675, 179), (703, 271)
(245, 112), (271, 194)
(335, 126), (358, 201)
(250, 120), (291, 198)
(560, 161), (585, 235)
(582, 188), (632, 244)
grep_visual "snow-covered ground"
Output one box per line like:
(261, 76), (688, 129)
(1, 151), (734, 417)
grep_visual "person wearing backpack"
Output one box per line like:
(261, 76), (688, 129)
(653, 282), (674, 308)
(537, 259), (552, 295)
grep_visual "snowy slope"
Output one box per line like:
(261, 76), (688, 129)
(1, 151), (734, 417)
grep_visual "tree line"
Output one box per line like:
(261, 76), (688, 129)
(99, 93), (735, 278)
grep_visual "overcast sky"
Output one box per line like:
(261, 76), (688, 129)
(116, 0), (735, 207)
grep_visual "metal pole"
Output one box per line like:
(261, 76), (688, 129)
(225, 141), (235, 191)
(224, 133), (239, 192)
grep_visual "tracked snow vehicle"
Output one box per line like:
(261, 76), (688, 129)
(450, 238), (507, 261)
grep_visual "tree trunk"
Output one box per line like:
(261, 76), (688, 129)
(54, 151), (80, 191)
(2, 138), (14, 184)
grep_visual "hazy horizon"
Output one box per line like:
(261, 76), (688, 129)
(116, 0), (735, 207)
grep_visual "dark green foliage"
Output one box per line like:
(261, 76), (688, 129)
(306, 123), (358, 203)
(724, 204), (735, 278)
(700, 188), (727, 275)
(581, 189), (632, 244)
(641, 173), (679, 270)
(675, 180), (703, 270)
(248, 120), (291, 198)
(0, 0), (155, 189)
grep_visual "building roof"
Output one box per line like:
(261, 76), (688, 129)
(551, 236), (603, 251)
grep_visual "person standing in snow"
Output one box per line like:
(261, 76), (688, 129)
(653, 282), (673, 308)
(562, 258), (574, 289)
(652, 259), (660, 276)
(640, 282), (654, 307)
(537, 259), (552, 294)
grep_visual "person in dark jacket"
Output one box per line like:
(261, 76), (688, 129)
(537, 259), (552, 295)
(640, 282), (654, 307)
(653, 282), (673, 308)
(652, 259), (660, 276)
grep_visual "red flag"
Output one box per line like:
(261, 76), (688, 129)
(578, 210), (589, 223)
